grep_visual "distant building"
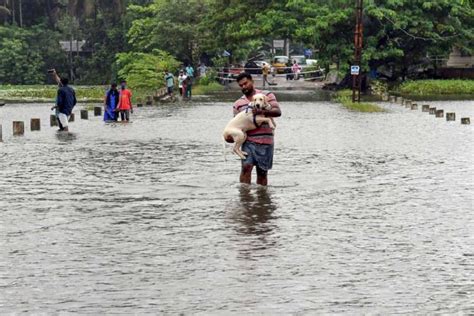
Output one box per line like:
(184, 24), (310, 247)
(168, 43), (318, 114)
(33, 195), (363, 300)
(59, 40), (91, 54)
(446, 47), (473, 68)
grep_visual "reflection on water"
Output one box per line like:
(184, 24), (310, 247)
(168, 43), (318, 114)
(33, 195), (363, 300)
(234, 185), (277, 236)
(0, 99), (473, 314)
(55, 131), (77, 142)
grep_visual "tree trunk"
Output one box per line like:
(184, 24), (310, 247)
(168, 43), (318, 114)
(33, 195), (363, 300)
(18, 0), (21, 27)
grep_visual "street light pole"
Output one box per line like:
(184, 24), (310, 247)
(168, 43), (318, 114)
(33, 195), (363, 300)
(352, 0), (363, 103)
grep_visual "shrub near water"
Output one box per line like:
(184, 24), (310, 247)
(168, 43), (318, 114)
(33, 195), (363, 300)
(400, 80), (474, 96)
(335, 90), (384, 112)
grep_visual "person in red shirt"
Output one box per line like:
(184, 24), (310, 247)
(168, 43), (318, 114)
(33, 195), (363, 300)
(233, 72), (281, 186)
(116, 80), (133, 122)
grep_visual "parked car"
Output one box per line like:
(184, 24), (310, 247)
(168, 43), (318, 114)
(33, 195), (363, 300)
(272, 55), (289, 73)
(290, 55), (307, 65)
(244, 60), (262, 74)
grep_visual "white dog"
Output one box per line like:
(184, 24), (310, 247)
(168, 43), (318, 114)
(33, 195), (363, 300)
(222, 93), (276, 160)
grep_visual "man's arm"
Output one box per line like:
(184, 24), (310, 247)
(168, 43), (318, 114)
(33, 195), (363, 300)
(255, 93), (281, 117)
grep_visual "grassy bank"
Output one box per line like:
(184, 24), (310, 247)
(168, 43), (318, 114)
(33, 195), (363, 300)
(335, 90), (384, 112)
(193, 82), (225, 95)
(0, 85), (106, 102)
(0, 81), (225, 103)
(399, 80), (474, 96)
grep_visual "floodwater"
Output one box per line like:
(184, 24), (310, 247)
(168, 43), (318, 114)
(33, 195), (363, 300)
(0, 92), (473, 314)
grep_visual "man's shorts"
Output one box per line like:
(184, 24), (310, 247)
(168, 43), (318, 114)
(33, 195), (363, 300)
(167, 86), (173, 94)
(241, 141), (274, 171)
(57, 113), (69, 128)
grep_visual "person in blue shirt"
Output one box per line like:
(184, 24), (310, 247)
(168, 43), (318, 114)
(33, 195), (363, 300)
(164, 70), (175, 97)
(185, 64), (194, 99)
(103, 83), (119, 121)
(49, 69), (76, 131)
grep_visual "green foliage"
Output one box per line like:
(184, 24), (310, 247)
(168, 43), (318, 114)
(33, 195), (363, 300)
(371, 80), (389, 95)
(193, 81), (224, 95)
(0, 25), (65, 84)
(116, 49), (180, 90)
(0, 85), (106, 102)
(127, 0), (211, 64)
(400, 80), (474, 96)
(335, 89), (385, 112)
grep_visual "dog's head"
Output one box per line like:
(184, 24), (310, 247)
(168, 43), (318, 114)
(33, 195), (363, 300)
(252, 93), (272, 111)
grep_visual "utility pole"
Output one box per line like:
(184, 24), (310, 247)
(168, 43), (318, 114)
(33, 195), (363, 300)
(352, 0), (363, 103)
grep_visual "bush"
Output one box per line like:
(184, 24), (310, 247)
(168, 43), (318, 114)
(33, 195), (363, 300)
(400, 80), (474, 96)
(116, 49), (180, 91)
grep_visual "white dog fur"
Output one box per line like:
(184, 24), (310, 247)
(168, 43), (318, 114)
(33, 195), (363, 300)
(222, 93), (276, 160)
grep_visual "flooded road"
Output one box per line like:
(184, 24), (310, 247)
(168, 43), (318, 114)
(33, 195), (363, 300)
(1, 93), (473, 314)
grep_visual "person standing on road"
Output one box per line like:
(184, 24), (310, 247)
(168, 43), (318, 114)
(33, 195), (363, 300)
(164, 70), (175, 97)
(232, 72), (281, 186)
(262, 62), (271, 88)
(178, 70), (188, 99)
(185, 64), (194, 99)
(292, 60), (301, 80)
(116, 80), (133, 122)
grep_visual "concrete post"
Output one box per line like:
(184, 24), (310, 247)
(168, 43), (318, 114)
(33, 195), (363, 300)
(94, 106), (102, 116)
(68, 113), (75, 122)
(446, 113), (456, 121)
(50, 114), (58, 126)
(461, 117), (470, 125)
(429, 107), (436, 115)
(146, 95), (153, 106)
(435, 110), (444, 118)
(422, 104), (430, 112)
(13, 121), (25, 136)
(30, 118), (41, 131)
(81, 109), (88, 120)
(410, 103), (418, 110)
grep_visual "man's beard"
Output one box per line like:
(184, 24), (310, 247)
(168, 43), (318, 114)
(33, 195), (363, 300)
(242, 88), (253, 96)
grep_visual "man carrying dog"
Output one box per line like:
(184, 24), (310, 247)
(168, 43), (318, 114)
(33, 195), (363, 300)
(233, 72), (281, 186)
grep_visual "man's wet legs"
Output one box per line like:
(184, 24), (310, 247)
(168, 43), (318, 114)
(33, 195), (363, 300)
(240, 163), (253, 184)
(256, 166), (268, 186)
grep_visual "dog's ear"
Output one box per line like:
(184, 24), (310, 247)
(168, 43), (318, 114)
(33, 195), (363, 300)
(263, 95), (271, 109)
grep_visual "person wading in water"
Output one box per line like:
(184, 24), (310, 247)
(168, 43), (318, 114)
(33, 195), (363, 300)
(232, 72), (281, 186)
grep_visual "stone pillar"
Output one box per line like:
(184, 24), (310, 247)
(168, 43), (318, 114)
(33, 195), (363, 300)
(94, 106), (102, 116)
(146, 95), (153, 106)
(461, 117), (470, 125)
(429, 107), (436, 115)
(13, 121), (25, 136)
(422, 104), (430, 112)
(81, 109), (88, 120)
(435, 110), (444, 118)
(446, 113), (456, 121)
(30, 118), (41, 131)
(50, 114), (58, 126)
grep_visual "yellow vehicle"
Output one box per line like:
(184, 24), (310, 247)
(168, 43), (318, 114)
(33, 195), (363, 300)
(272, 56), (289, 73)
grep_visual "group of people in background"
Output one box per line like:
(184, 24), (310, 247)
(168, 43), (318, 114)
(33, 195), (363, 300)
(165, 64), (205, 100)
(103, 81), (133, 122)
